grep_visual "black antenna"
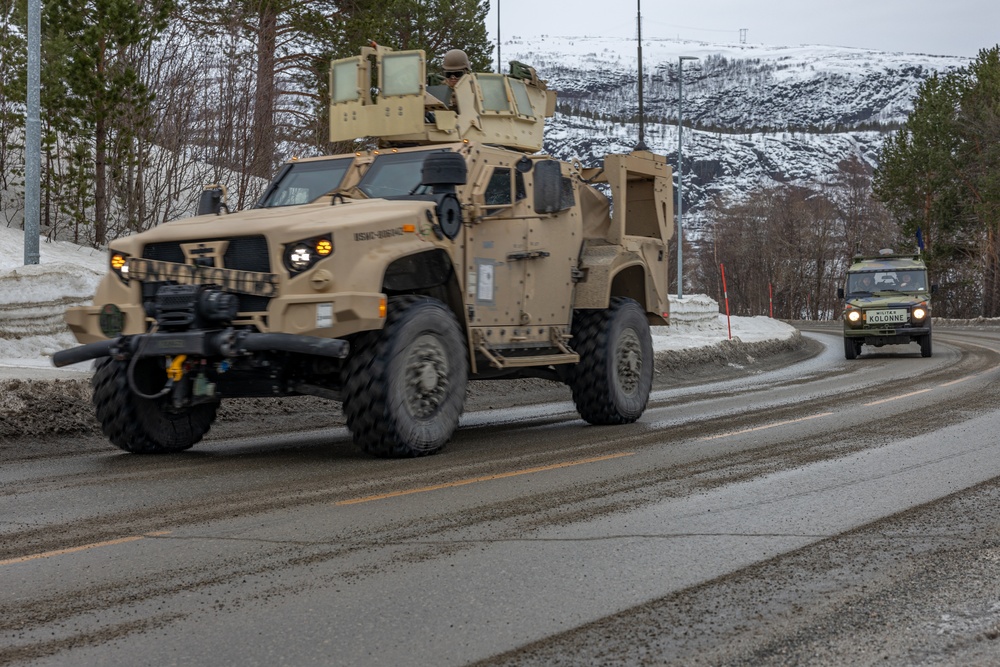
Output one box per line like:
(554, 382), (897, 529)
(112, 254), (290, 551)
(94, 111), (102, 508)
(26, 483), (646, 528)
(635, 0), (648, 151)
(497, 0), (501, 72)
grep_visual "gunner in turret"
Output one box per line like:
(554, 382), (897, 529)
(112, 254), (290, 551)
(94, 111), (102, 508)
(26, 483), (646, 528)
(442, 49), (471, 88)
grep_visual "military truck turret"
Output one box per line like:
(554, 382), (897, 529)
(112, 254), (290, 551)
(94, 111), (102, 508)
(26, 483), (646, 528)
(53, 44), (675, 458)
(838, 250), (934, 359)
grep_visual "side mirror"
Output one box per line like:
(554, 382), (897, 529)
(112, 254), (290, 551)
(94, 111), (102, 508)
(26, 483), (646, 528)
(421, 152), (468, 241)
(931, 284), (939, 293)
(533, 160), (563, 214)
(197, 184), (230, 216)
(837, 287), (844, 299)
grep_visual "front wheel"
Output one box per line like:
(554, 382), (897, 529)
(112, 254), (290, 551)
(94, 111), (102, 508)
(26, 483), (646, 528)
(568, 297), (654, 425)
(91, 357), (217, 453)
(844, 337), (862, 360)
(343, 296), (468, 458)
(919, 333), (932, 358)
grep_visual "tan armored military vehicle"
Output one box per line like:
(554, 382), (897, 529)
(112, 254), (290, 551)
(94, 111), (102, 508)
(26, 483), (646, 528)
(54, 44), (675, 458)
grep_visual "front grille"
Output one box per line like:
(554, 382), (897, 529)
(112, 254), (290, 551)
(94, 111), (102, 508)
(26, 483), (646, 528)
(141, 236), (272, 314)
(143, 242), (185, 263)
(224, 237), (271, 272)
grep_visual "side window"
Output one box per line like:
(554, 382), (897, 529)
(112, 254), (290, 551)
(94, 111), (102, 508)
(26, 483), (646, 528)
(478, 74), (511, 112)
(484, 168), (512, 216)
(559, 176), (575, 209)
(516, 171), (526, 202)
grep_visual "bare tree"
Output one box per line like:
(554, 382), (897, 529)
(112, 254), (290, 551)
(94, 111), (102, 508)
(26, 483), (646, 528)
(696, 171), (900, 320)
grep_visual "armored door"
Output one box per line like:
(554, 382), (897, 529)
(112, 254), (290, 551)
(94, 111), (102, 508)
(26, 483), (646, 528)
(465, 163), (533, 342)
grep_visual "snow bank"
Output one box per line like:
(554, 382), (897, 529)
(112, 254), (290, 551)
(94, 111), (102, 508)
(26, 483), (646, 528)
(655, 294), (796, 352)
(0, 263), (102, 338)
(0, 227), (105, 366)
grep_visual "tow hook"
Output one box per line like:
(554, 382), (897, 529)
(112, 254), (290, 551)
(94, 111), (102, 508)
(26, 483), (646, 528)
(166, 355), (188, 382)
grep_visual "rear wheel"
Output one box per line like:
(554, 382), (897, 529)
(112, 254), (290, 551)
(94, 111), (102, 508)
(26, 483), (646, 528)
(568, 297), (653, 425)
(343, 296), (468, 458)
(91, 357), (217, 453)
(919, 333), (933, 358)
(844, 337), (861, 360)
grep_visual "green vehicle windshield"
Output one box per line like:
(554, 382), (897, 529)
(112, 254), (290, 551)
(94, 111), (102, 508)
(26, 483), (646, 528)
(847, 270), (927, 295)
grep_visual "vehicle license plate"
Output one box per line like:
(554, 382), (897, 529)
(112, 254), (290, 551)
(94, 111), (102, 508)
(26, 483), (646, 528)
(867, 309), (907, 325)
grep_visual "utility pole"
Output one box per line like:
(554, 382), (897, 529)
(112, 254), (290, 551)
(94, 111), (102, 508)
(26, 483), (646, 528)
(24, 0), (41, 265)
(676, 55), (698, 299)
(634, 0), (647, 151)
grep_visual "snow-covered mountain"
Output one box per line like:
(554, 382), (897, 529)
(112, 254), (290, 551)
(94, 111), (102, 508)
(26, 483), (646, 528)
(500, 36), (967, 223)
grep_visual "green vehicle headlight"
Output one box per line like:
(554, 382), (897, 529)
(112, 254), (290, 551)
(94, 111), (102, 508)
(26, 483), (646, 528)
(846, 309), (862, 323)
(912, 306), (927, 320)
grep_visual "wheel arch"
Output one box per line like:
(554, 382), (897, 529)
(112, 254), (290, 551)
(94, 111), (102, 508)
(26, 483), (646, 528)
(575, 249), (667, 325)
(382, 248), (465, 326)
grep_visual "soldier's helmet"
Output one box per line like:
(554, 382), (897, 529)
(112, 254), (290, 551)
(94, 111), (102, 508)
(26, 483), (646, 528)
(443, 49), (472, 71)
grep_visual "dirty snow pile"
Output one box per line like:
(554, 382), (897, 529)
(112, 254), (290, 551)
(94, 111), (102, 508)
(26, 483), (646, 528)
(0, 226), (797, 378)
(651, 293), (792, 350)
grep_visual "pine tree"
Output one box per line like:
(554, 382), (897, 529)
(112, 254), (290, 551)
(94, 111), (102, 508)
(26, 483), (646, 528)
(360, 0), (493, 73)
(176, 0), (342, 178)
(43, 0), (174, 246)
(177, 0), (492, 175)
(874, 46), (1000, 316)
(874, 73), (963, 256)
(0, 0), (25, 200)
(954, 47), (1000, 314)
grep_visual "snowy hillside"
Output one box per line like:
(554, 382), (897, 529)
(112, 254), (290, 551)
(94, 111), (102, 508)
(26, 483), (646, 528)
(500, 36), (967, 222)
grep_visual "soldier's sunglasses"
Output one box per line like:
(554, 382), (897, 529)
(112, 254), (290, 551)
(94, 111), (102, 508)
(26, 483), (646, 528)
(444, 71), (463, 79)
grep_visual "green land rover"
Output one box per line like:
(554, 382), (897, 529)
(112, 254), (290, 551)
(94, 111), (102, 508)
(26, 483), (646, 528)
(839, 251), (934, 360)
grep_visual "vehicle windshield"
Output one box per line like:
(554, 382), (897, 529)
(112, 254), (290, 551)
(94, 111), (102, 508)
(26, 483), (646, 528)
(356, 150), (435, 198)
(847, 270), (926, 294)
(256, 158), (352, 208)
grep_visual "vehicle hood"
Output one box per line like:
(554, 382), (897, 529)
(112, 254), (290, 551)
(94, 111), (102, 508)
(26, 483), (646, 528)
(115, 198), (434, 247)
(846, 292), (930, 309)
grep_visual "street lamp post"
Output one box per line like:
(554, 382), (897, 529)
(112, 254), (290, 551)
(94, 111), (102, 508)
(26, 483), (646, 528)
(24, 0), (40, 265)
(676, 55), (698, 299)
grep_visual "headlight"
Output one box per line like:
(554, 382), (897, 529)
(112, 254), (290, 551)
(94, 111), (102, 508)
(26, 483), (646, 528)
(288, 244), (312, 271)
(912, 307), (927, 320)
(110, 251), (130, 284)
(847, 309), (862, 323)
(283, 235), (333, 275)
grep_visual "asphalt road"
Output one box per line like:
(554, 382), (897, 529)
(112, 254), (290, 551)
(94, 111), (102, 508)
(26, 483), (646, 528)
(4, 326), (1000, 666)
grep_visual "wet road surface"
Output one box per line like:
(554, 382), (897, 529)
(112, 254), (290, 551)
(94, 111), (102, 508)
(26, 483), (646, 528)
(3, 326), (1000, 665)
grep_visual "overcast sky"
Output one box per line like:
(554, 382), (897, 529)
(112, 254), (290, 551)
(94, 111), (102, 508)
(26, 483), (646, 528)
(485, 0), (998, 58)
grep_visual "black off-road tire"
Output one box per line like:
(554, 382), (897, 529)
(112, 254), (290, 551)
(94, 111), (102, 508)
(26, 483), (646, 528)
(568, 297), (654, 425)
(920, 333), (933, 358)
(844, 337), (862, 360)
(343, 296), (468, 458)
(91, 357), (217, 454)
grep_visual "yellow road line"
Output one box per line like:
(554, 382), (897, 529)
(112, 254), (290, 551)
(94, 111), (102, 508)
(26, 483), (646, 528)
(700, 412), (834, 442)
(865, 388), (932, 406)
(336, 452), (635, 506)
(0, 531), (171, 567)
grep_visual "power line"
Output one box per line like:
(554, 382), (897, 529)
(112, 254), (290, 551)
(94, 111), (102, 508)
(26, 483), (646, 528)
(644, 19), (742, 35)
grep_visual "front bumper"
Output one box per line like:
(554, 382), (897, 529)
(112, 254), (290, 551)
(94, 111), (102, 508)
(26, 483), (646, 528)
(843, 325), (931, 345)
(52, 329), (349, 368)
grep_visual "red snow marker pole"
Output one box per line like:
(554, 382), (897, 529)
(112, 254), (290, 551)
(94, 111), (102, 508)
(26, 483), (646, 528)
(768, 282), (773, 318)
(720, 263), (731, 340)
